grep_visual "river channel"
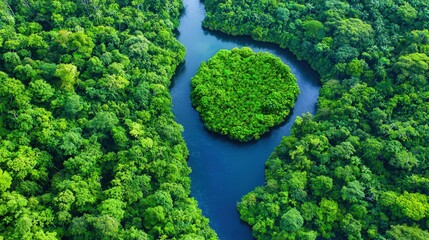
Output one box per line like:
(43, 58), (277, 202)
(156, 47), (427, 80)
(170, 0), (321, 239)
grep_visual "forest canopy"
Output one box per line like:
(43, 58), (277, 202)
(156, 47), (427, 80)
(191, 47), (299, 141)
(0, 0), (217, 239)
(203, 0), (429, 239)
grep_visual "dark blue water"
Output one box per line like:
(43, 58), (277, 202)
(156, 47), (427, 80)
(170, 0), (320, 239)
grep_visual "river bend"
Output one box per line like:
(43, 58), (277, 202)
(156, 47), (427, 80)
(170, 0), (320, 239)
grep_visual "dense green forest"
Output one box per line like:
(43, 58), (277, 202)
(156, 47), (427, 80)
(203, 0), (429, 239)
(0, 0), (217, 239)
(191, 47), (299, 141)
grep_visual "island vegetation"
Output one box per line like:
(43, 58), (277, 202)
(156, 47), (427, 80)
(3, 0), (429, 239)
(0, 0), (217, 239)
(203, 0), (429, 239)
(191, 47), (299, 141)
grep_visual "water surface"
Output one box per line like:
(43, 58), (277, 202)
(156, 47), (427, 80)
(170, 0), (320, 239)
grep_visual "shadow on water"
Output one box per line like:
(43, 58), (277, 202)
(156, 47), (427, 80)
(170, 0), (321, 239)
(169, 61), (186, 89)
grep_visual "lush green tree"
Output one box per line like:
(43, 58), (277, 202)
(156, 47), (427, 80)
(0, 169), (12, 192)
(191, 47), (299, 141)
(394, 52), (429, 85)
(386, 225), (429, 240)
(310, 175), (333, 196)
(27, 79), (55, 103)
(280, 208), (304, 232)
(396, 3), (418, 25)
(55, 63), (79, 92)
(335, 18), (374, 48)
(341, 180), (365, 203)
(302, 20), (325, 40)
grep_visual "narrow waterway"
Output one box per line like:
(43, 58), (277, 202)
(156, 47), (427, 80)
(170, 0), (320, 239)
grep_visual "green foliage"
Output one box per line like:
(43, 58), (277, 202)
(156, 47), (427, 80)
(380, 191), (429, 221)
(335, 18), (374, 48)
(341, 180), (365, 203)
(191, 47), (299, 141)
(55, 64), (79, 92)
(280, 208), (304, 232)
(0, 0), (216, 239)
(310, 175), (333, 196)
(0, 169), (12, 192)
(203, 0), (429, 238)
(28, 79), (55, 103)
(302, 20), (325, 40)
(394, 53), (429, 85)
(386, 225), (429, 240)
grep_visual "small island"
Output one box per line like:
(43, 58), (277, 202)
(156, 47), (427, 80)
(191, 47), (300, 141)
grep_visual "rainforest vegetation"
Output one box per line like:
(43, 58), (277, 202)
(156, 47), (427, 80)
(191, 47), (299, 141)
(3, 0), (429, 239)
(0, 0), (217, 239)
(203, 0), (429, 239)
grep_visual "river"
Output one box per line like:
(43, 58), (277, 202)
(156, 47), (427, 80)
(170, 0), (320, 239)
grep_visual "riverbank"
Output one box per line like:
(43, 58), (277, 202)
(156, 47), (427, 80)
(170, 0), (320, 238)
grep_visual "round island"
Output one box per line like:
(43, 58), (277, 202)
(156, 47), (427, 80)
(191, 47), (300, 141)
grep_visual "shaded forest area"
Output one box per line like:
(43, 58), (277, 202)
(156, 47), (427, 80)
(191, 47), (299, 141)
(0, 0), (217, 239)
(203, 0), (429, 239)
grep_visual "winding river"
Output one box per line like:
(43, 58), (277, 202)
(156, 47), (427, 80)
(170, 0), (320, 239)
